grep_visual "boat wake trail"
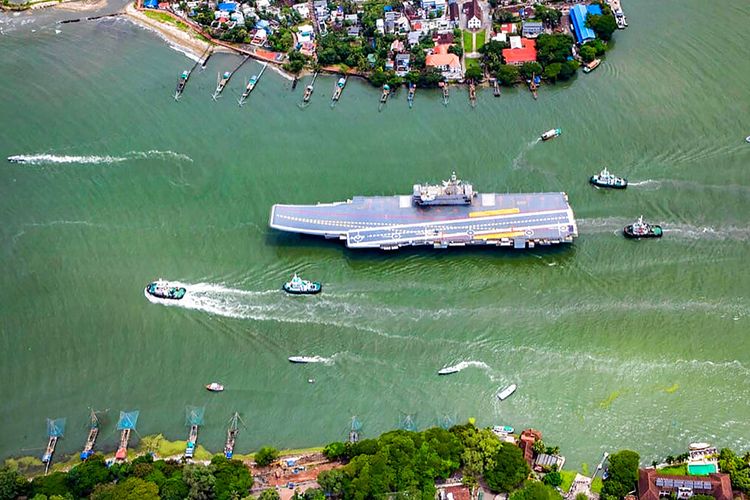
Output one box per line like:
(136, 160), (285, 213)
(8, 150), (193, 165)
(629, 179), (661, 189)
(441, 361), (491, 373)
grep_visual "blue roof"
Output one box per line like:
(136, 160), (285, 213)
(587, 4), (602, 16)
(143, 0), (157, 7)
(570, 4), (596, 43)
(217, 2), (237, 12)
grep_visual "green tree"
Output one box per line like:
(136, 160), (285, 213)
(579, 45), (596, 63)
(601, 450), (640, 500)
(519, 61), (543, 80)
(29, 472), (71, 498)
(0, 465), (24, 500)
(535, 33), (574, 66)
(66, 454), (112, 498)
(268, 28), (294, 52)
(584, 39), (606, 56)
(259, 487), (281, 500)
(534, 5), (562, 26)
(324, 442), (347, 460)
(184, 463), (216, 500)
(465, 65), (483, 82)
(510, 480), (562, 500)
(495, 64), (519, 85)
(254, 446), (280, 467)
(317, 468), (346, 497)
(484, 442), (530, 493)
(543, 470), (563, 487)
(303, 488), (326, 500)
(91, 477), (159, 500)
(448, 44), (464, 58)
(542, 62), (562, 81)
(558, 60), (579, 80)
(586, 14), (617, 41)
(494, 10), (515, 23)
(575, 493), (588, 500)
(211, 455), (253, 500)
(160, 477), (190, 500)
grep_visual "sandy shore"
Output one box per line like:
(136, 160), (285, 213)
(57, 0), (108, 12)
(124, 2), (210, 59)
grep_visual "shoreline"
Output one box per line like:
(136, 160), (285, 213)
(123, 2), (211, 60)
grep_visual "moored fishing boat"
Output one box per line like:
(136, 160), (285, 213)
(283, 273), (322, 294)
(145, 280), (186, 300)
(583, 59), (601, 73)
(541, 128), (561, 141)
(407, 82), (415, 108)
(497, 384), (517, 401)
(590, 167), (627, 189)
(206, 382), (224, 392)
(213, 71), (231, 99)
(623, 216), (663, 239)
(175, 70), (190, 99)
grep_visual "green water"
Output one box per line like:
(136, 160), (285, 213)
(1, 0), (749, 467)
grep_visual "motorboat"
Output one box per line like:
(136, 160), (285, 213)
(283, 273), (322, 295)
(288, 356), (322, 363)
(497, 384), (517, 401)
(145, 280), (186, 300)
(205, 382), (224, 392)
(590, 167), (627, 189)
(438, 366), (461, 375)
(583, 59), (601, 73)
(7, 156), (24, 163)
(623, 216), (663, 239)
(541, 128), (561, 141)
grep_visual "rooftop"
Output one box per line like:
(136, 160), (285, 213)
(502, 38), (537, 64)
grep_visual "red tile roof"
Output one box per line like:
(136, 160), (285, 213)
(502, 38), (537, 64)
(638, 469), (733, 500)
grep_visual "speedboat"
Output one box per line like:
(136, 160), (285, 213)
(145, 280), (186, 300)
(623, 216), (663, 239)
(7, 156), (24, 163)
(497, 384), (517, 401)
(283, 273), (322, 295)
(590, 168), (627, 189)
(438, 366), (460, 375)
(493, 425), (515, 434)
(541, 128), (561, 141)
(288, 356), (321, 363)
(745, 135), (750, 143)
(206, 382), (224, 392)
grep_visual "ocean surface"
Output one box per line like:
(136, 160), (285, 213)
(1, 0), (749, 468)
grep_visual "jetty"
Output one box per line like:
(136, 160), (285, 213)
(80, 409), (105, 460)
(529, 73), (539, 100)
(224, 412), (244, 459)
(407, 82), (416, 109)
(115, 410), (139, 462)
(440, 82), (449, 106)
(57, 12), (121, 24)
(468, 80), (477, 108)
(348, 415), (362, 443)
(378, 84), (390, 111)
(42, 418), (65, 474)
(213, 56), (250, 100)
(292, 76), (298, 90)
(330, 76), (347, 107)
(201, 48), (214, 70)
(491, 78), (501, 97)
(175, 46), (211, 100)
(301, 71), (318, 106)
(185, 406), (205, 459)
(239, 62), (267, 106)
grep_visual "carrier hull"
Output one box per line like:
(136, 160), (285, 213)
(270, 191), (578, 250)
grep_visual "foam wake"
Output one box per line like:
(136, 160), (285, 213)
(7, 150), (192, 165)
(440, 361), (491, 373)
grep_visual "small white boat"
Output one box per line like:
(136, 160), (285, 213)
(540, 129), (561, 141)
(288, 356), (322, 364)
(745, 135), (750, 143)
(205, 382), (224, 392)
(438, 366), (461, 375)
(497, 384), (517, 401)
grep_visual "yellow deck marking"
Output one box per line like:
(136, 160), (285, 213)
(469, 208), (521, 218)
(474, 231), (525, 240)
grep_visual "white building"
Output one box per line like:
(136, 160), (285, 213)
(292, 2), (310, 18)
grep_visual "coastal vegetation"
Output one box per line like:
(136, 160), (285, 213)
(600, 450), (640, 500)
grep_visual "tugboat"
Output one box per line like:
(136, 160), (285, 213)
(623, 216), (663, 239)
(413, 171), (475, 206)
(205, 382), (224, 392)
(540, 128), (561, 141)
(283, 273), (322, 295)
(590, 167), (628, 189)
(145, 280), (186, 300)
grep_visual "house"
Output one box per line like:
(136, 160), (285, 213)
(391, 39), (405, 52)
(425, 45), (462, 80)
(502, 38), (537, 66)
(292, 2), (310, 18)
(420, 0), (446, 14)
(569, 4), (600, 43)
(395, 53), (410, 75)
(297, 24), (314, 42)
(499, 22), (516, 34)
(344, 13), (359, 25)
(394, 13), (411, 32)
(522, 21), (544, 38)
(376, 18), (385, 35)
(508, 35), (522, 48)
(518, 429), (542, 466)
(434, 32), (453, 45)
(464, 0), (481, 30)
(313, 0), (329, 21)
(638, 469), (733, 500)
(407, 30), (421, 46)
(347, 26), (361, 36)
(255, 0), (270, 11)
(385, 58), (395, 71)
(534, 454), (565, 473)
(491, 32), (507, 43)
(448, 0), (459, 28)
(216, 1), (237, 12)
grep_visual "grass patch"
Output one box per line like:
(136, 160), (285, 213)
(465, 58), (480, 72)
(462, 30), (474, 52)
(475, 30), (485, 52)
(560, 470), (577, 493)
(143, 9), (189, 31)
(658, 464), (688, 476)
(591, 477), (603, 493)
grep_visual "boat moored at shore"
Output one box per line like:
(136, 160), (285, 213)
(590, 168), (627, 189)
(175, 70), (190, 99)
(145, 281), (186, 300)
(623, 216), (663, 238)
(283, 274), (322, 294)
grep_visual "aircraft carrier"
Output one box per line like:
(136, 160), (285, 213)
(269, 173), (578, 250)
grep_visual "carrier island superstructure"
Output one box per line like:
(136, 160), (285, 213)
(269, 172), (578, 250)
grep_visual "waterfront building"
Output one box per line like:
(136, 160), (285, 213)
(425, 46), (463, 80)
(465, 0), (482, 30)
(502, 38), (537, 66)
(292, 2), (310, 18)
(448, 0), (459, 28)
(519, 429), (542, 466)
(522, 21), (544, 38)
(421, 0), (446, 14)
(569, 4), (602, 44)
(395, 54), (411, 76)
(638, 469), (732, 500)
(534, 453), (565, 472)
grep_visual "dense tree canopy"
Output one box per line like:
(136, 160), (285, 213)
(255, 447), (280, 467)
(484, 442), (530, 493)
(718, 448), (750, 493)
(535, 34), (574, 66)
(211, 455), (253, 500)
(495, 64), (520, 86)
(520, 62), (543, 80)
(601, 450), (640, 500)
(579, 45), (596, 63)
(510, 480), (563, 500)
(66, 455), (112, 498)
(0, 466), (24, 500)
(586, 14), (617, 41)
